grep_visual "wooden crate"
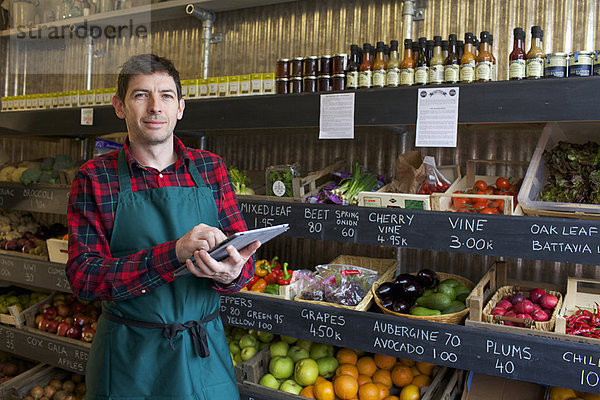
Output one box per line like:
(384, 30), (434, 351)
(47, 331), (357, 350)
(239, 346), (460, 400)
(555, 277), (600, 344)
(431, 160), (527, 215)
(238, 159), (345, 203)
(294, 255), (396, 312)
(0, 362), (47, 399)
(8, 364), (73, 399)
(358, 165), (461, 210)
(463, 262), (592, 342)
(0, 291), (53, 328)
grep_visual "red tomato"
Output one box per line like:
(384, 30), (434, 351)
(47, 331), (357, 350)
(456, 204), (476, 213)
(509, 184), (519, 192)
(480, 207), (500, 214)
(472, 199), (488, 211)
(474, 180), (488, 191)
(496, 177), (510, 190)
(488, 199), (504, 213)
(452, 196), (470, 208)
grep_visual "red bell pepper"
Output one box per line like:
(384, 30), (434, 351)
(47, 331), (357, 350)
(246, 275), (260, 289)
(277, 262), (293, 285)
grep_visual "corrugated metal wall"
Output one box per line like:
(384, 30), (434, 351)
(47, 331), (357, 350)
(0, 0), (598, 284)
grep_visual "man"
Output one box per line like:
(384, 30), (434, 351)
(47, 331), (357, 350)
(66, 53), (259, 399)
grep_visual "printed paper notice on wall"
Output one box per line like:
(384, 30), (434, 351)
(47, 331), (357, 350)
(415, 87), (459, 147)
(319, 93), (355, 139)
(81, 108), (94, 126)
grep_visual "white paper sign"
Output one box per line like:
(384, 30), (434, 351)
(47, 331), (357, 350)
(319, 93), (355, 139)
(415, 87), (459, 147)
(81, 108), (94, 126)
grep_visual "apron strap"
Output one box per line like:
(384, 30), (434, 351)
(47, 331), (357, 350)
(117, 148), (210, 191)
(102, 310), (220, 358)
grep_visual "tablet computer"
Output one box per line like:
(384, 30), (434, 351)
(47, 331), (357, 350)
(174, 224), (289, 276)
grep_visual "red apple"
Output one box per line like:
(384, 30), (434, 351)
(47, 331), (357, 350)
(35, 314), (43, 325)
(81, 327), (95, 343)
(38, 303), (51, 315)
(540, 294), (558, 310)
(491, 306), (507, 316)
(42, 306), (56, 320)
(73, 314), (89, 327)
(517, 313), (533, 320)
(529, 288), (546, 304)
(533, 303), (542, 311)
(501, 294), (512, 302)
(66, 325), (81, 339)
(56, 304), (70, 317)
(496, 299), (513, 310)
(543, 308), (554, 316)
(70, 302), (85, 314)
(56, 322), (70, 337)
(46, 319), (59, 334)
(511, 293), (526, 304)
(38, 318), (51, 331)
(522, 300), (535, 314)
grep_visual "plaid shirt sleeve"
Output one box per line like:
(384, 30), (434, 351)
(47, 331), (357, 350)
(66, 141), (254, 301)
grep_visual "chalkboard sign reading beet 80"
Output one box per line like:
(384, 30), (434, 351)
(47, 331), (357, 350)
(238, 199), (600, 265)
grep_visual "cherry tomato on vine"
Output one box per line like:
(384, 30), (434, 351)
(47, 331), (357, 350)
(474, 180), (488, 191)
(452, 196), (470, 208)
(480, 207), (500, 214)
(496, 177), (510, 190)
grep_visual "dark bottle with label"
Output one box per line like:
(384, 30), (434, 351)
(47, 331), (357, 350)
(346, 44), (360, 89)
(426, 40), (434, 65)
(460, 33), (476, 83)
(400, 39), (415, 86)
(509, 28), (526, 80)
(457, 40), (464, 60)
(386, 40), (400, 87)
(359, 43), (374, 88)
(384, 44), (390, 65)
(441, 40), (449, 60)
(444, 34), (460, 83)
(373, 41), (387, 88)
(415, 37), (429, 85)
(526, 26), (545, 79)
(475, 31), (494, 82)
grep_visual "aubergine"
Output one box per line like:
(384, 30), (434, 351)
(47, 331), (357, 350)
(398, 280), (424, 300)
(392, 298), (413, 314)
(380, 297), (395, 311)
(375, 282), (396, 300)
(394, 273), (419, 286)
(416, 268), (439, 288)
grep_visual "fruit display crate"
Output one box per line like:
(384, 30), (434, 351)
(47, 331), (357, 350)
(430, 159), (527, 215)
(555, 277), (600, 345)
(0, 362), (46, 399)
(7, 364), (84, 399)
(239, 346), (462, 400)
(465, 262), (571, 340)
(46, 239), (68, 264)
(293, 255), (397, 312)
(519, 122), (600, 220)
(358, 165), (461, 211)
(0, 287), (52, 327)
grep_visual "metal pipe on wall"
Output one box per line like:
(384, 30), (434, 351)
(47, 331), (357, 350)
(86, 35), (93, 91)
(402, 0), (415, 40)
(186, 3), (215, 79)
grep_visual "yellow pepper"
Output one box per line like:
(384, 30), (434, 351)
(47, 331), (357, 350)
(254, 259), (271, 277)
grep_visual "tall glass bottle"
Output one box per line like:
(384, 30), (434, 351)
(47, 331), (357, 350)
(373, 42), (387, 88)
(426, 40), (434, 65)
(509, 28), (526, 80)
(475, 31), (493, 82)
(526, 26), (545, 79)
(359, 43), (373, 88)
(346, 44), (360, 90)
(429, 36), (445, 84)
(457, 40), (464, 60)
(400, 39), (415, 86)
(460, 33), (476, 83)
(386, 40), (400, 87)
(444, 34), (460, 83)
(415, 37), (429, 85)
(441, 40), (449, 60)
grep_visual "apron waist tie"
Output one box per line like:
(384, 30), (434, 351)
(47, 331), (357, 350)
(102, 310), (220, 358)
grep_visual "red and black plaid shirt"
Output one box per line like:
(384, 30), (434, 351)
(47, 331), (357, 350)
(66, 136), (253, 301)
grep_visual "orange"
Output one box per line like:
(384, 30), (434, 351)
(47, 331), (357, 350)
(411, 374), (431, 389)
(391, 365), (413, 388)
(316, 376), (328, 385)
(371, 369), (392, 388)
(357, 374), (372, 386)
(300, 385), (316, 399)
(399, 358), (415, 367)
(582, 394), (600, 400)
(374, 354), (397, 370)
(415, 361), (435, 376)
(336, 364), (359, 380)
(358, 382), (381, 400)
(549, 388), (577, 400)
(314, 379), (335, 400)
(356, 356), (377, 377)
(410, 367), (420, 377)
(333, 374), (359, 399)
(375, 382), (390, 399)
(399, 384), (420, 400)
(383, 397), (400, 400)
(337, 348), (358, 365)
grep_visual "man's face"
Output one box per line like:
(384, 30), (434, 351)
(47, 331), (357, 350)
(112, 72), (185, 146)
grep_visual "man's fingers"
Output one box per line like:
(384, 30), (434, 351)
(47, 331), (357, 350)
(238, 240), (261, 259)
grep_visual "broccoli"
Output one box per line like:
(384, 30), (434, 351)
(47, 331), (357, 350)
(53, 154), (73, 173)
(41, 157), (55, 171)
(20, 167), (42, 185)
(38, 170), (56, 184)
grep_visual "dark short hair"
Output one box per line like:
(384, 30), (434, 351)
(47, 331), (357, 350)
(116, 54), (182, 101)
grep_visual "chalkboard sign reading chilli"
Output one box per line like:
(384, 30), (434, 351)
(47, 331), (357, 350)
(221, 291), (600, 394)
(238, 199), (600, 265)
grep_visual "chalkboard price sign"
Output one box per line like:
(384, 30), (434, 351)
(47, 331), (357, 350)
(0, 184), (69, 215)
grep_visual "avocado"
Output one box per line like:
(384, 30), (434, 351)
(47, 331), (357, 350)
(435, 284), (456, 300)
(439, 278), (461, 288)
(416, 293), (452, 310)
(410, 306), (442, 316)
(442, 300), (467, 314)
(422, 288), (435, 297)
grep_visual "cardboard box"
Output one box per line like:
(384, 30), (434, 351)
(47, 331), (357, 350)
(103, 88), (115, 104)
(461, 372), (545, 400)
(187, 79), (198, 98)
(208, 77), (219, 97)
(228, 75), (240, 96)
(198, 79), (208, 97)
(94, 89), (104, 105)
(218, 77), (229, 97)
(240, 75), (252, 96)
(251, 73), (263, 95)
(47, 238), (68, 264)
(262, 73), (275, 94)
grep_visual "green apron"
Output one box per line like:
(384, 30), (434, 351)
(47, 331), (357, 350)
(85, 149), (238, 400)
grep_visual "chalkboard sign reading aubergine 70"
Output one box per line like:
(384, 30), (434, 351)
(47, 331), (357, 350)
(238, 199), (600, 265)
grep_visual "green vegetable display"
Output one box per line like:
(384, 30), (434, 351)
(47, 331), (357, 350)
(540, 141), (600, 204)
(229, 167), (254, 195)
(20, 167), (42, 185)
(267, 165), (298, 197)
